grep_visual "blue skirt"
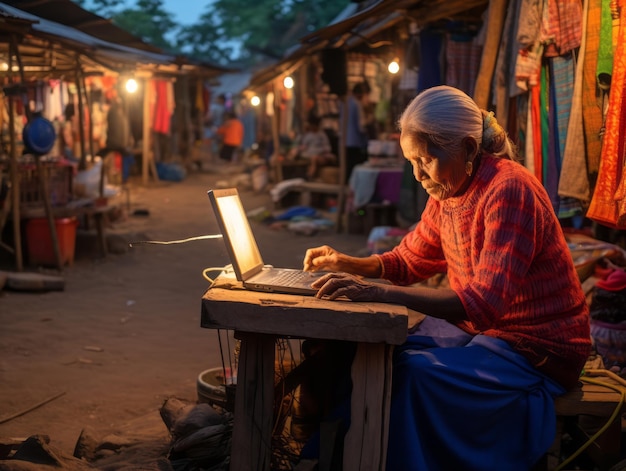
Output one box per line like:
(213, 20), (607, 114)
(387, 317), (566, 471)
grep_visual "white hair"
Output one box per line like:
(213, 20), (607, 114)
(398, 86), (515, 159)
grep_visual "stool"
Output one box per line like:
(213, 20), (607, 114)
(543, 371), (626, 471)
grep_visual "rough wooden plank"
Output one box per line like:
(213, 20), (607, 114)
(201, 283), (409, 345)
(230, 333), (275, 471)
(554, 378), (625, 417)
(343, 343), (391, 471)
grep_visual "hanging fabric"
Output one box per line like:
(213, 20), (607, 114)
(587, 0), (626, 228)
(150, 79), (175, 135)
(559, 0), (592, 204)
(582, 0), (605, 174)
(493, 0), (524, 130)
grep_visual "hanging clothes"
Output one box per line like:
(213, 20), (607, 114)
(582, 0), (605, 174)
(587, 0), (626, 228)
(445, 31), (482, 97)
(150, 79), (175, 135)
(529, 84), (543, 180)
(493, 0), (525, 130)
(559, 0), (592, 204)
(473, 0), (509, 108)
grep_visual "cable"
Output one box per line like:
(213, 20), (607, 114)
(202, 265), (233, 284)
(554, 369), (626, 471)
(128, 234), (222, 247)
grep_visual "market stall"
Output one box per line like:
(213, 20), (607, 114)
(0, 2), (225, 271)
(245, 0), (626, 241)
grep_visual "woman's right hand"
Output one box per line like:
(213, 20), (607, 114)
(303, 245), (344, 272)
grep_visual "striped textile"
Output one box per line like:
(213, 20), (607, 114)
(550, 54), (585, 218)
(445, 34), (482, 97)
(543, 0), (583, 56)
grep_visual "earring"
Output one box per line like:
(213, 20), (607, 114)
(465, 160), (473, 176)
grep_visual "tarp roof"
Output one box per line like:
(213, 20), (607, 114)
(0, 2), (227, 80)
(248, 0), (488, 89)
(1, 0), (164, 54)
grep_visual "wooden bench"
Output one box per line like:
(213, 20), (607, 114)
(544, 370), (626, 471)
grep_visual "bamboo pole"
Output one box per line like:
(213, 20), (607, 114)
(335, 95), (348, 233)
(7, 40), (22, 271)
(75, 62), (87, 170)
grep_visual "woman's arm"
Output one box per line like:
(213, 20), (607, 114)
(303, 245), (382, 277)
(311, 272), (467, 323)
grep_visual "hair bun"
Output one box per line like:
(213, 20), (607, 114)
(482, 110), (506, 153)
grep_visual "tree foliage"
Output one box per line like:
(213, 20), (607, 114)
(72, 0), (351, 66)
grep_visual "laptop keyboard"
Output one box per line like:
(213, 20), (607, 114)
(272, 270), (312, 286)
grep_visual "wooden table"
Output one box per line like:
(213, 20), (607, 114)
(201, 274), (420, 471)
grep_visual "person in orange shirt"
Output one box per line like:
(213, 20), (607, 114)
(216, 111), (244, 162)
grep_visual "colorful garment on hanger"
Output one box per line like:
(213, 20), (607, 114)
(587, 0), (626, 228)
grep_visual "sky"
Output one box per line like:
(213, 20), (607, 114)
(161, 0), (212, 25)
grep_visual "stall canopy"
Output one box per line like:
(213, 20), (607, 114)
(1, 0), (229, 77)
(0, 2), (227, 80)
(1, 0), (165, 53)
(248, 0), (488, 90)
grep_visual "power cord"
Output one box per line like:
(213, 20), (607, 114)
(128, 234), (223, 247)
(203, 265), (234, 284)
(127, 233), (229, 285)
(554, 369), (626, 471)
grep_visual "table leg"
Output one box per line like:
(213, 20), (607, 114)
(343, 343), (394, 471)
(230, 332), (275, 471)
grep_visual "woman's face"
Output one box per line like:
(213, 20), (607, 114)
(400, 133), (468, 201)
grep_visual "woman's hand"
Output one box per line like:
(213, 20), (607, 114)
(312, 272), (382, 302)
(303, 245), (344, 272)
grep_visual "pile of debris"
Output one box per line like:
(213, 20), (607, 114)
(0, 397), (233, 471)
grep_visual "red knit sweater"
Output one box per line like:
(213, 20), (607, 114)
(378, 154), (591, 388)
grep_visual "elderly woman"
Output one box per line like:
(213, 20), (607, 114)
(303, 86), (590, 470)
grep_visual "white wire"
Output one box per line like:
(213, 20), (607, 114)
(129, 234), (223, 247)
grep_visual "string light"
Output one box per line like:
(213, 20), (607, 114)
(250, 95), (261, 106)
(125, 78), (138, 93)
(283, 76), (294, 89)
(388, 58), (400, 74)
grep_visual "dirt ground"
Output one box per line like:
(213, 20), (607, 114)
(0, 164), (369, 468)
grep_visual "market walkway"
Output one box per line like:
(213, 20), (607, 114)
(0, 169), (369, 459)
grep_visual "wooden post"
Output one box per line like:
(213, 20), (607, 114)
(35, 156), (63, 270)
(7, 34), (34, 271)
(75, 64), (87, 170)
(335, 96), (348, 233)
(230, 332), (274, 471)
(7, 42), (22, 270)
(271, 82), (280, 164)
(141, 78), (158, 185)
(81, 71), (95, 161)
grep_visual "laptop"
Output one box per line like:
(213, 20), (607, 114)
(208, 188), (321, 295)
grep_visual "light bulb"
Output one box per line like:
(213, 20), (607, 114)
(388, 60), (400, 74)
(125, 78), (138, 93)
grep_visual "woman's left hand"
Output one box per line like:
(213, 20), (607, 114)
(312, 272), (382, 302)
